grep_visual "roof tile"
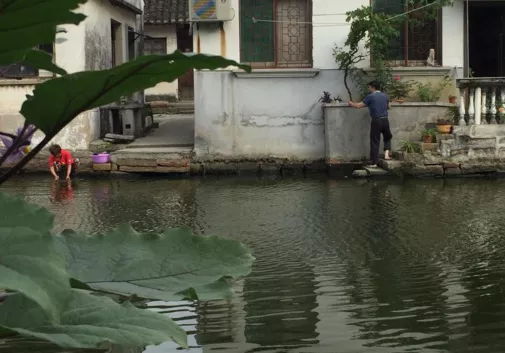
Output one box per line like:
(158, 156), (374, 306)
(144, 0), (189, 24)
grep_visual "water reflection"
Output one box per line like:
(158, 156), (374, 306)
(5, 176), (505, 352)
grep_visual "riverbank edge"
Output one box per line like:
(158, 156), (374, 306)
(4, 150), (505, 179)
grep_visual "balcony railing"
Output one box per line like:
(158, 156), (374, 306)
(456, 78), (505, 125)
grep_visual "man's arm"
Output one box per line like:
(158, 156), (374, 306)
(65, 153), (73, 180)
(66, 164), (72, 180)
(49, 165), (58, 180)
(349, 101), (366, 109)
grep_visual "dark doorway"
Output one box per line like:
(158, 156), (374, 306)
(176, 24), (194, 100)
(469, 1), (505, 77)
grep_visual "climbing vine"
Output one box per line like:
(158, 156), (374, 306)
(334, 0), (454, 100)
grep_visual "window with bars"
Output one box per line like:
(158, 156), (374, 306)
(144, 38), (167, 55)
(0, 44), (54, 79)
(240, 0), (312, 68)
(373, 0), (442, 66)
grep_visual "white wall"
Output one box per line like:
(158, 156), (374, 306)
(144, 24), (179, 99)
(0, 0), (140, 152)
(442, 0), (465, 68)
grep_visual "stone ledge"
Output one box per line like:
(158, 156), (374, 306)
(232, 68), (320, 79)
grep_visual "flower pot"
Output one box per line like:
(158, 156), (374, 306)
(449, 96), (456, 104)
(436, 124), (452, 134)
(91, 153), (110, 164)
(423, 135), (433, 143)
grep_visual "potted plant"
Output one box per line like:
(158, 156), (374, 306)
(445, 105), (460, 124)
(436, 118), (453, 134)
(422, 128), (437, 143)
(449, 95), (457, 104)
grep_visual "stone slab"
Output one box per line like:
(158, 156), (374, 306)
(115, 158), (158, 167)
(363, 166), (388, 176)
(378, 159), (403, 172)
(119, 166), (189, 173)
(352, 169), (369, 178)
(92, 163), (112, 171)
(444, 167), (461, 175)
(157, 159), (190, 168)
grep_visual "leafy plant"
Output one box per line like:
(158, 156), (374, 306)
(388, 76), (416, 100)
(333, 1), (453, 101)
(319, 91), (342, 103)
(416, 75), (452, 102)
(445, 105), (460, 124)
(399, 140), (422, 153)
(437, 117), (453, 125)
(422, 128), (437, 138)
(0, 0), (254, 350)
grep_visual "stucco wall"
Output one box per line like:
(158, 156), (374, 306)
(144, 24), (179, 100)
(323, 103), (454, 162)
(194, 70), (359, 161)
(0, 0), (140, 151)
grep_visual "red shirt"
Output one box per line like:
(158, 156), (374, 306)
(49, 149), (73, 167)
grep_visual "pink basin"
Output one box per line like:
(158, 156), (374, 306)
(91, 153), (110, 164)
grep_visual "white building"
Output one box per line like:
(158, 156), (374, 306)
(144, 0), (194, 101)
(0, 0), (144, 151)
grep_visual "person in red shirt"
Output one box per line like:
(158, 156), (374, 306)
(48, 144), (79, 180)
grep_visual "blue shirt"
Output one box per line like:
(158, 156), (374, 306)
(362, 91), (389, 119)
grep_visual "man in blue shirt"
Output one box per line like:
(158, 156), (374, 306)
(349, 80), (392, 167)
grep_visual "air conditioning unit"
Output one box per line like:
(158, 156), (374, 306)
(189, 0), (233, 22)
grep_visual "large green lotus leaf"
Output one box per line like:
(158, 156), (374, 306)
(21, 52), (250, 135)
(0, 192), (54, 231)
(0, 49), (67, 75)
(0, 193), (70, 321)
(0, 290), (187, 349)
(0, 0), (86, 55)
(55, 225), (254, 301)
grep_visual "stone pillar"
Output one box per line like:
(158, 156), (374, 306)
(475, 87), (482, 125)
(468, 88), (475, 125)
(481, 88), (488, 124)
(491, 88), (498, 124)
(459, 88), (466, 126)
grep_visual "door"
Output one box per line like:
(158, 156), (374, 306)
(177, 24), (194, 100)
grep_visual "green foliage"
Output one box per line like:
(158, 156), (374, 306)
(23, 52), (250, 136)
(399, 140), (422, 153)
(422, 128), (437, 138)
(0, 289), (187, 349)
(55, 225), (254, 301)
(0, 0), (253, 350)
(445, 105), (460, 124)
(416, 75), (451, 102)
(333, 1), (453, 100)
(388, 76), (416, 100)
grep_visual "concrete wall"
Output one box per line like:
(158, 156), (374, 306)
(194, 69), (361, 161)
(144, 24), (178, 100)
(0, 0), (140, 151)
(323, 103), (454, 162)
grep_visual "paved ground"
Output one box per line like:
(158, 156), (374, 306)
(125, 114), (194, 149)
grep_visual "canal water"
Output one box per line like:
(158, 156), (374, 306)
(4, 175), (505, 353)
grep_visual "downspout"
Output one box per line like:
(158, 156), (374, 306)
(138, 0), (146, 103)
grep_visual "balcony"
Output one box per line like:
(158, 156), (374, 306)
(456, 78), (505, 125)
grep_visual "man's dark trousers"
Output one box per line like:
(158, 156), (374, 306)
(370, 117), (392, 165)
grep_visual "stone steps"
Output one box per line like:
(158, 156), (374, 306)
(352, 165), (389, 178)
(107, 146), (193, 173)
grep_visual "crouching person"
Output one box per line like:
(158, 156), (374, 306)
(49, 144), (80, 180)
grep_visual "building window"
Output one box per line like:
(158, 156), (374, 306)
(0, 44), (54, 79)
(373, 0), (442, 66)
(144, 38), (167, 55)
(240, 0), (312, 68)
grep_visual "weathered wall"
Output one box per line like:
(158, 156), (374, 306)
(194, 70), (357, 161)
(0, 0), (141, 152)
(323, 103), (454, 162)
(144, 24), (178, 100)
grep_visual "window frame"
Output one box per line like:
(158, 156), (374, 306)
(370, 0), (443, 67)
(239, 0), (314, 69)
(144, 37), (168, 56)
(0, 43), (55, 79)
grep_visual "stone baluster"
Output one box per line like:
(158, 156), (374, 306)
(459, 88), (466, 126)
(468, 88), (475, 125)
(475, 87), (482, 125)
(481, 88), (488, 124)
(491, 88), (498, 124)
